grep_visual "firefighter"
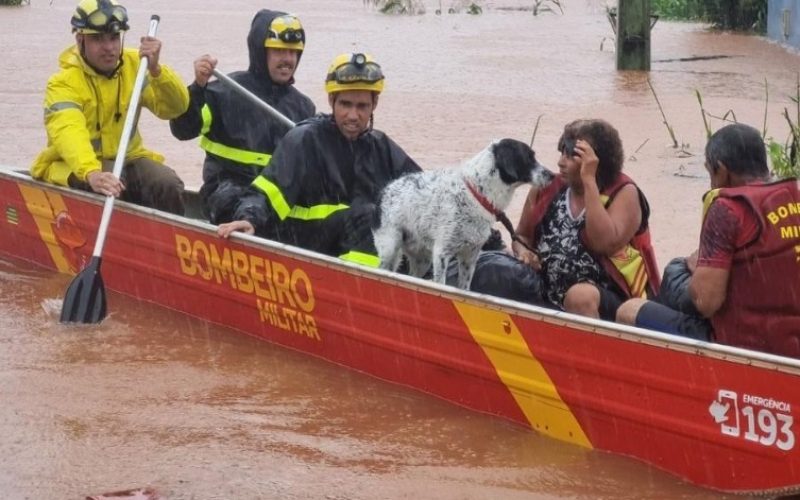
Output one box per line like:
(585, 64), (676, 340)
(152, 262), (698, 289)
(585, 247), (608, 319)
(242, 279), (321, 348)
(31, 0), (188, 214)
(218, 52), (421, 267)
(170, 10), (315, 224)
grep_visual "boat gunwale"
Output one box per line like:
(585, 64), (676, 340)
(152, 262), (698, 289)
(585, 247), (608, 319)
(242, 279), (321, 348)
(3, 165), (800, 376)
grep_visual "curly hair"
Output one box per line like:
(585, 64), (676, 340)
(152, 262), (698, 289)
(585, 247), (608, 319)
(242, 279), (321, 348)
(557, 119), (624, 192)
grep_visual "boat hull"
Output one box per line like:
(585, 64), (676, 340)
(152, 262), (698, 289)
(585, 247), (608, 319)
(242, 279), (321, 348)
(2, 169), (799, 495)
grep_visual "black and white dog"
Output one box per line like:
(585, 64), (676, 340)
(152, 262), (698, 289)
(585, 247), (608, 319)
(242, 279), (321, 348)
(372, 138), (553, 289)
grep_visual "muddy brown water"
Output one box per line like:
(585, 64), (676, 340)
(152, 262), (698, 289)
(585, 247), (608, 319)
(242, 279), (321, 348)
(1, 0), (796, 498)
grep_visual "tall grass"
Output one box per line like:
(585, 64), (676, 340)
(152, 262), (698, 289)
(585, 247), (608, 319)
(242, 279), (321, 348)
(696, 76), (800, 179)
(768, 75), (800, 179)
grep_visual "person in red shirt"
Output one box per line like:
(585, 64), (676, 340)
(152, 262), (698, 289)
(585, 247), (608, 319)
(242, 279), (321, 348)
(617, 123), (800, 358)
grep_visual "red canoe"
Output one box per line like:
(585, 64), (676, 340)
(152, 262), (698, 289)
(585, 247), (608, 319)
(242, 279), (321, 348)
(1, 167), (798, 495)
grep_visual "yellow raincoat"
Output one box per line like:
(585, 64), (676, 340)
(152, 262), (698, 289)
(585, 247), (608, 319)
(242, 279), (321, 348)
(31, 45), (189, 186)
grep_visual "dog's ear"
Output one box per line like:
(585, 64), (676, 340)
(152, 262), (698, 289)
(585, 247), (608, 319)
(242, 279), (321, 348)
(493, 139), (537, 185)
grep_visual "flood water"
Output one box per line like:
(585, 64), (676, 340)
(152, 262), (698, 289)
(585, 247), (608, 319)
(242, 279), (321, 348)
(1, 0), (796, 498)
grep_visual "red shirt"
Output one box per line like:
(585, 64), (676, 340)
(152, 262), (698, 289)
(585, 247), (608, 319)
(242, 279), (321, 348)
(697, 197), (759, 270)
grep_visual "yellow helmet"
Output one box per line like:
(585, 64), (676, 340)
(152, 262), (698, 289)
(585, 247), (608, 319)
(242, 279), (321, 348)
(71, 0), (129, 34)
(264, 14), (305, 51)
(324, 53), (385, 95)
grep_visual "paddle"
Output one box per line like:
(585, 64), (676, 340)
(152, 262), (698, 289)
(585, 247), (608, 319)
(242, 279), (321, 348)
(60, 15), (161, 324)
(211, 69), (296, 129)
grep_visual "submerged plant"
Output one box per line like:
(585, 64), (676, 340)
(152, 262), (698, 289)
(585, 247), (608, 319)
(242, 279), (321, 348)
(533, 0), (563, 16)
(695, 89), (712, 140)
(696, 76), (800, 179)
(466, 2), (482, 14)
(768, 130), (799, 179)
(440, 1), (483, 14)
(768, 75), (800, 179)
(363, 0), (425, 15)
(647, 78), (679, 148)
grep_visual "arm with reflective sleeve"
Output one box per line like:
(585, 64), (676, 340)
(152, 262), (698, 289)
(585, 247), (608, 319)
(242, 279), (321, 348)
(41, 74), (102, 184)
(231, 128), (311, 234)
(169, 82), (207, 140)
(250, 125), (348, 224)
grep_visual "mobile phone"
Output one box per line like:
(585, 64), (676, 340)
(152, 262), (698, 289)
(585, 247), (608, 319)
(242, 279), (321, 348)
(718, 390), (740, 437)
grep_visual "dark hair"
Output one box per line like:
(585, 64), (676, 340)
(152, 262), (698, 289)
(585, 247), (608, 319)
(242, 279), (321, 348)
(705, 123), (769, 179)
(557, 119), (624, 191)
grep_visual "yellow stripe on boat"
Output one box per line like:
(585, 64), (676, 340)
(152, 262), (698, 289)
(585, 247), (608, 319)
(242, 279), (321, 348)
(17, 185), (72, 273)
(455, 302), (592, 448)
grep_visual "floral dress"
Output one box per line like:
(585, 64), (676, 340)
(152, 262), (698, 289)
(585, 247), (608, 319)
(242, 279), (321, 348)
(535, 188), (611, 308)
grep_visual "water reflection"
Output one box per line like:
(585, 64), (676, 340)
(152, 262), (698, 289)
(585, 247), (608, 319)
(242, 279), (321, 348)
(0, 255), (749, 499)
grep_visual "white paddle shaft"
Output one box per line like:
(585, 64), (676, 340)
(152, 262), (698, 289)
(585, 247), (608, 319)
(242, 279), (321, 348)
(91, 15), (160, 258)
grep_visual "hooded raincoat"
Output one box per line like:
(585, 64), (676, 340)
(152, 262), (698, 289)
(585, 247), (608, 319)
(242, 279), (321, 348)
(234, 114), (421, 265)
(169, 9), (316, 223)
(31, 45), (189, 187)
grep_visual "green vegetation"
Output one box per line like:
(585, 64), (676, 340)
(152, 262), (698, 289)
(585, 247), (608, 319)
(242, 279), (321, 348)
(0, 0), (25, 5)
(363, 0), (425, 15)
(768, 135), (799, 178)
(435, 1), (483, 15)
(695, 77), (800, 179)
(362, 0), (482, 15)
(363, 0), (566, 16)
(767, 76), (800, 179)
(466, 3), (482, 14)
(651, 0), (767, 32)
(363, 1), (764, 28)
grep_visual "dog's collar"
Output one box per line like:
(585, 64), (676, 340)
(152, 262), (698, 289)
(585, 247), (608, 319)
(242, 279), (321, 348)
(464, 179), (530, 250)
(464, 179), (501, 217)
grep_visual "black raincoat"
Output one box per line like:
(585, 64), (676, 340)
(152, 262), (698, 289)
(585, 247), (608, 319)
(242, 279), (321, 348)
(169, 9), (315, 223)
(234, 114), (422, 261)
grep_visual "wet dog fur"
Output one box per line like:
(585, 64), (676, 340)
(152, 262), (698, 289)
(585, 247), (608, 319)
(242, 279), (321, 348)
(373, 138), (553, 289)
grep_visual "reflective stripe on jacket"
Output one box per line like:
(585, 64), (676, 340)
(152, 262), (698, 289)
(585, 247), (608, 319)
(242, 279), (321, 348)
(234, 114), (422, 259)
(30, 45), (189, 186)
(196, 103), (271, 167)
(168, 9), (315, 194)
(251, 176), (348, 221)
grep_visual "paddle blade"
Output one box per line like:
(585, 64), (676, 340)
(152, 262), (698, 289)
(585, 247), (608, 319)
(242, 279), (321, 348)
(60, 256), (108, 324)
